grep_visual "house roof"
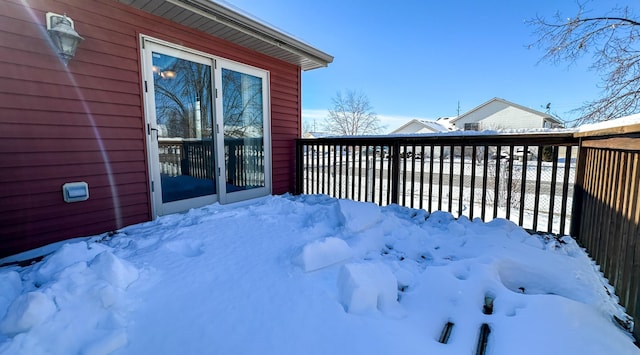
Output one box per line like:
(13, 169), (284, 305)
(451, 98), (563, 125)
(435, 116), (457, 131)
(117, 0), (334, 71)
(303, 131), (332, 138)
(391, 119), (450, 134)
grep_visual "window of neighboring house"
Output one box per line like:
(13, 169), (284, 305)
(464, 123), (480, 131)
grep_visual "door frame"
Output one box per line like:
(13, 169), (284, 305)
(215, 59), (272, 205)
(140, 35), (272, 217)
(141, 36), (218, 217)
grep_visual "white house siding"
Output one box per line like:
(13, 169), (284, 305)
(454, 102), (544, 130)
(480, 106), (544, 130)
(394, 122), (426, 134)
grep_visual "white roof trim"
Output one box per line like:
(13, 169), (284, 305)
(119, 0), (333, 70)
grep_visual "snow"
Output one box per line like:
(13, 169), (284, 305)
(0, 194), (637, 355)
(337, 263), (404, 317)
(0, 292), (56, 335)
(578, 113), (640, 132)
(297, 237), (352, 272)
(338, 199), (382, 232)
(321, 127), (577, 139)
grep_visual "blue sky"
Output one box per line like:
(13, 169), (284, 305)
(222, 0), (633, 132)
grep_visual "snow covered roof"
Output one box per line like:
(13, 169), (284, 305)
(117, 0), (333, 71)
(303, 131), (332, 139)
(390, 119), (452, 134)
(435, 116), (457, 131)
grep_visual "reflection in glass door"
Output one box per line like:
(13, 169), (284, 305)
(144, 38), (272, 215)
(221, 68), (266, 193)
(146, 43), (216, 214)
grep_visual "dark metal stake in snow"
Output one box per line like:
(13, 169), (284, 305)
(475, 323), (491, 355)
(438, 321), (454, 344)
(483, 295), (494, 315)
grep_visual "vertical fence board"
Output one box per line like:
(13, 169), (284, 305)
(506, 145), (515, 220)
(559, 147), (572, 234)
(429, 145), (435, 212)
(519, 145), (529, 226)
(547, 146), (559, 232)
(419, 145), (425, 210)
(532, 146), (544, 230)
(608, 151), (626, 284)
(628, 155), (640, 321)
(470, 146), (477, 220)
(621, 155), (639, 308)
(438, 145), (444, 211)
(459, 145), (465, 217)
(481, 146), (489, 221)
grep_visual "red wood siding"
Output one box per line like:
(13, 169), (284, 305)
(0, 0), (302, 257)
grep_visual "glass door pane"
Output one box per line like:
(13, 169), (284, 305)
(221, 68), (265, 192)
(152, 51), (215, 203)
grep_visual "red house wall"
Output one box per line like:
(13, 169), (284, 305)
(0, 0), (302, 258)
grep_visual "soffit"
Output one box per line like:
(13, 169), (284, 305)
(117, 0), (333, 71)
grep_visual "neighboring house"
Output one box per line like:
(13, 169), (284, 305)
(303, 132), (332, 139)
(388, 119), (451, 159)
(0, 0), (332, 257)
(390, 119), (451, 134)
(435, 116), (457, 131)
(450, 98), (564, 131)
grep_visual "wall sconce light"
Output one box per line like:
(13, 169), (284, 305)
(46, 12), (84, 65)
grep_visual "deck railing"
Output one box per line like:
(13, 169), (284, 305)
(295, 133), (579, 235)
(295, 128), (640, 340)
(158, 138), (264, 187)
(571, 126), (640, 339)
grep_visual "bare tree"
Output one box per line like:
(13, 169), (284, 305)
(302, 119), (313, 135)
(155, 60), (213, 138)
(324, 90), (383, 135)
(528, 3), (640, 125)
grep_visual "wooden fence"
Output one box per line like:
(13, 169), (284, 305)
(571, 125), (640, 340)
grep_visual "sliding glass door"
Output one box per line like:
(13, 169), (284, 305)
(217, 61), (271, 204)
(143, 37), (271, 216)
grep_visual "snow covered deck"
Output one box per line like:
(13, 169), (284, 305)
(0, 195), (636, 354)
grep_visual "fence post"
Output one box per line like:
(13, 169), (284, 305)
(391, 139), (401, 204)
(570, 139), (587, 241)
(295, 140), (303, 195)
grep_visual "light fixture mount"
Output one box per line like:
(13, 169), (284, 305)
(46, 12), (84, 65)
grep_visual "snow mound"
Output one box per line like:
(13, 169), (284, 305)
(0, 292), (57, 335)
(89, 251), (139, 290)
(338, 199), (382, 233)
(298, 237), (352, 272)
(337, 263), (402, 316)
(35, 242), (109, 285)
(425, 210), (455, 228)
(0, 271), (22, 318)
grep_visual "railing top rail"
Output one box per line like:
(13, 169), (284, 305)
(575, 123), (640, 138)
(297, 132), (579, 146)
